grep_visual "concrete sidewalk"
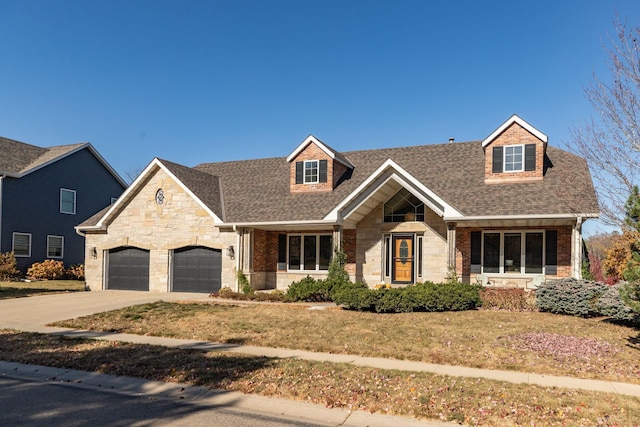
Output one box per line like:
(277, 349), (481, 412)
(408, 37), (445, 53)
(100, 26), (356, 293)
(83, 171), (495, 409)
(1, 290), (639, 422)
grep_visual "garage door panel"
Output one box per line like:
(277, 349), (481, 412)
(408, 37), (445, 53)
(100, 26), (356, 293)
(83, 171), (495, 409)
(107, 247), (149, 291)
(172, 247), (221, 293)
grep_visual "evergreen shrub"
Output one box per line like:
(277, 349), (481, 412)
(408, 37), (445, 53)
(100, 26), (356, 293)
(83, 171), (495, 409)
(535, 278), (608, 317)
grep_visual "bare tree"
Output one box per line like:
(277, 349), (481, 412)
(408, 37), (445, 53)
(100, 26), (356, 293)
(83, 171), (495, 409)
(569, 18), (640, 228)
(123, 166), (145, 185)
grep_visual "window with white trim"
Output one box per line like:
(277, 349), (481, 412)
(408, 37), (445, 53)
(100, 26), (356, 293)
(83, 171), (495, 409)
(481, 230), (546, 274)
(12, 233), (31, 257)
(47, 235), (64, 258)
(504, 145), (523, 172)
(60, 188), (76, 214)
(288, 234), (332, 271)
(304, 160), (319, 184)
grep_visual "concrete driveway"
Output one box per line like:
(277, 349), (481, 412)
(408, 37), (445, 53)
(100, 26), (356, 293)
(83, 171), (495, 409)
(0, 290), (211, 330)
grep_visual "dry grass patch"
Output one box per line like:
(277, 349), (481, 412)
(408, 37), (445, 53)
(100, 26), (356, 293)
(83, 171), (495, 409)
(52, 301), (640, 384)
(1, 330), (639, 426)
(0, 280), (85, 299)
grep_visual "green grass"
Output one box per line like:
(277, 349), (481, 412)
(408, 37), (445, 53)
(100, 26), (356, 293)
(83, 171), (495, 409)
(52, 301), (640, 385)
(0, 280), (85, 299)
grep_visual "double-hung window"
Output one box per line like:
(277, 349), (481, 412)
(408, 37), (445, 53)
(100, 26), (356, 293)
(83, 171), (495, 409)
(47, 236), (64, 258)
(60, 188), (76, 214)
(288, 234), (332, 271)
(12, 233), (31, 257)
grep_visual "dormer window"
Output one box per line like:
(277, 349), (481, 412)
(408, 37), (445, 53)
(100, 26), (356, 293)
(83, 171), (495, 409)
(492, 144), (536, 174)
(295, 159), (328, 184)
(305, 160), (319, 183)
(504, 145), (523, 172)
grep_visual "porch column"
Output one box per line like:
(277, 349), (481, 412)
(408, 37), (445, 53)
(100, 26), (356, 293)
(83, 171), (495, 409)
(332, 225), (343, 252)
(241, 228), (253, 273)
(571, 217), (583, 279)
(447, 222), (457, 270)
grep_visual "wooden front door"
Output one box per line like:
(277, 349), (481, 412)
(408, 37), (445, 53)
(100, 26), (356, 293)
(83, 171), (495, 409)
(392, 235), (414, 284)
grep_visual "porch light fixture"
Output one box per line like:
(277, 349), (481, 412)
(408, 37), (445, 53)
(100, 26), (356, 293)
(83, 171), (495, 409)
(91, 247), (97, 259)
(227, 245), (235, 259)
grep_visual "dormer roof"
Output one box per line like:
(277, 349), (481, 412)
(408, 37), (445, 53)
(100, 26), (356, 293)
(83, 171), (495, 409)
(481, 114), (548, 148)
(286, 135), (355, 169)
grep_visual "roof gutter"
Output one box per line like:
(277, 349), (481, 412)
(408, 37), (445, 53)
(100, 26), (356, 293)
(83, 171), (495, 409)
(443, 213), (599, 222)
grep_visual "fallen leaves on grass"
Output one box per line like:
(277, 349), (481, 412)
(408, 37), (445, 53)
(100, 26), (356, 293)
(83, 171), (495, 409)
(506, 332), (619, 360)
(1, 330), (640, 426)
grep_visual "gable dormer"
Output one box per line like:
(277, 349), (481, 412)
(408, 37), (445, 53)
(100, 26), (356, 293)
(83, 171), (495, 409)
(287, 135), (354, 193)
(482, 115), (548, 184)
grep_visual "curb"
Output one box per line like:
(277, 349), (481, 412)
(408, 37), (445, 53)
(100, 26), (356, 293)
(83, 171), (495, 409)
(0, 361), (447, 427)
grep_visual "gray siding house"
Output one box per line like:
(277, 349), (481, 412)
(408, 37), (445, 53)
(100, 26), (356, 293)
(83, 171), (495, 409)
(0, 137), (126, 272)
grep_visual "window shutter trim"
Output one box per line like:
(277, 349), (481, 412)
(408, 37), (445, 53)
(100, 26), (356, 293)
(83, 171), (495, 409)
(319, 159), (328, 183)
(545, 230), (557, 275)
(524, 144), (536, 171)
(295, 161), (303, 184)
(492, 146), (503, 173)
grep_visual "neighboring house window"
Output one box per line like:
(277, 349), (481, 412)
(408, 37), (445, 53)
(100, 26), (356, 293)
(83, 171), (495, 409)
(504, 145), (523, 172)
(384, 189), (425, 222)
(475, 230), (555, 274)
(492, 144), (537, 173)
(288, 234), (332, 271)
(60, 188), (76, 214)
(12, 233), (31, 257)
(294, 160), (328, 184)
(47, 236), (64, 258)
(111, 197), (118, 204)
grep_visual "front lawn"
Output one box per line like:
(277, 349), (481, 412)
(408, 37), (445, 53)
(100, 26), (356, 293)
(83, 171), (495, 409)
(52, 301), (640, 385)
(0, 280), (85, 299)
(1, 330), (638, 426)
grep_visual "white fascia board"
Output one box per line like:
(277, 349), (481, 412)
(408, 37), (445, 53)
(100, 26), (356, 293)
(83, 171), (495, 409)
(228, 219), (339, 228)
(159, 161), (224, 224)
(481, 114), (548, 148)
(324, 158), (463, 221)
(89, 158), (223, 231)
(90, 158), (162, 230)
(286, 135), (334, 162)
(444, 213), (599, 222)
(11, 143), (127, 188)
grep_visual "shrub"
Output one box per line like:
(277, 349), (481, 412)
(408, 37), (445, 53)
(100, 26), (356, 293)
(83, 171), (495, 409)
(334, 281), (482, 313)
(286, 276), (332, 302)
(480, 288), (537, 311)
(0, 251), (20, 281)
(210, 287), (289, 302)
(237, 270), (253, 295)
(597, 282), (640, 323)
(65, 264), (85, 280)
(535, 278), (608, 317)
(332, 282), (376, 311)
(27, 260), (65, 280)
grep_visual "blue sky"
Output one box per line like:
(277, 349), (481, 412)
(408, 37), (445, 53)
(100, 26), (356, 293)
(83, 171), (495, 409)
(1, 0), (638, 235)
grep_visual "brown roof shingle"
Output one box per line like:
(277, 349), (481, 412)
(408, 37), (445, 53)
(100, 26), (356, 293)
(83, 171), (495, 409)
(193, 141), (599, 222)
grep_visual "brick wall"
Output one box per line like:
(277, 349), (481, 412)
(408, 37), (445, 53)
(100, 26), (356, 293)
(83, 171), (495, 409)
(289, 142), (343, 193)
(484, 122), (545, 184)
(455, 225), (574, 283)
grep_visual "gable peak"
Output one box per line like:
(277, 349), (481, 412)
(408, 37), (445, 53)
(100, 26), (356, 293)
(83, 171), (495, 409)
(481, 114), (548, 148)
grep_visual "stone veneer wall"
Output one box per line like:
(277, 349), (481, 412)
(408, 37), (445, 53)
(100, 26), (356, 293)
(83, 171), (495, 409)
(84, 167), (237, 292)
(355, 204), (449, 286)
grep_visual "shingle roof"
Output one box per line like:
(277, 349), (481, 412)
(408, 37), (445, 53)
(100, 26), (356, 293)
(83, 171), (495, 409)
(0, 136), (87, 176)
(192, 141), (599, 223)
(159, 159), (224, 220)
